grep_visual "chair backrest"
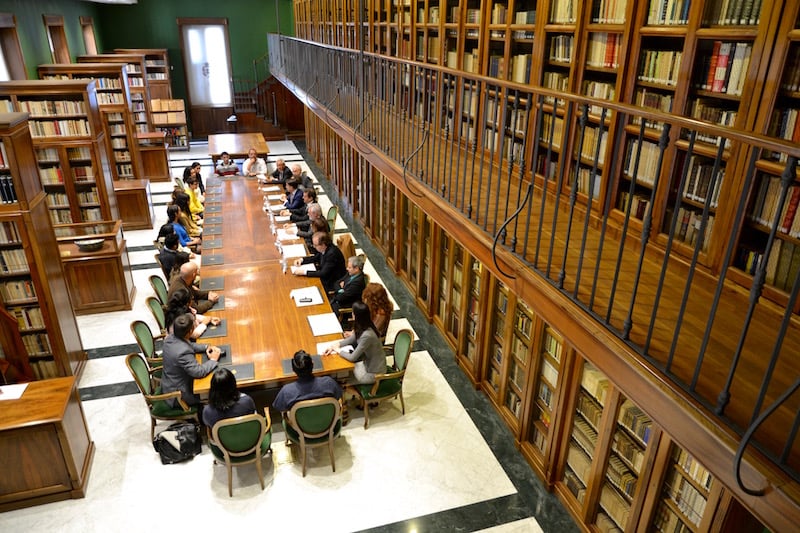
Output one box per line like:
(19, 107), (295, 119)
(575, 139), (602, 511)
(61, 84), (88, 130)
(326, 206), (338, 232)
(126, 352), (153, 396)
(212, 414), (266, 456)
(154, 253), (169, 278)
(174, 177), (184, 189)
(149, 275), (169, 305)
(393, 329), (414, 371)
(288, 396), (341, 438)
(336, 234), (355, 262)
(145, 296), (167, 334)
(130, 320), (157, 360)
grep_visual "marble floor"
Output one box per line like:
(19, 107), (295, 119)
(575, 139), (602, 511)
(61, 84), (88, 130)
(0, 141), (577, 533)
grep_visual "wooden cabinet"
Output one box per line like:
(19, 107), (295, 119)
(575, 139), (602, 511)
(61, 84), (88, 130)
(136, 131), (171, 182)
(113, 178), (154, 230)
(151, 98), (189, 150)
(115, 48), (172, 100)
(0, 112), (85, 380)
(55, 219), (135, 315)
(0, 376), (94, 511)
(37, 63), (145, 182)
(0, 79), (119, 226)
(78, 53), (152, 133)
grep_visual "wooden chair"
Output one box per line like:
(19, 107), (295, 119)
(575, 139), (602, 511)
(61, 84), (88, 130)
(145, 296), (167, 335)
(130, 319), (164, 374)
(355, 329), (413, 429)
(283, 397), (342, 476)
(208, 408), (272, 497)
(326, 205), (338, 233)
(125, 352), (198, 441)
(149, 274), (169, 305)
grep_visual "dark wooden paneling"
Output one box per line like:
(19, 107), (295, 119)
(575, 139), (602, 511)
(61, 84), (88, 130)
(190, 106), (234, 138)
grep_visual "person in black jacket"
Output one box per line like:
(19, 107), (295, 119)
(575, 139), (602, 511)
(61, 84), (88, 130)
(329, 255), (367, 316)
(293, 231), (346, 293)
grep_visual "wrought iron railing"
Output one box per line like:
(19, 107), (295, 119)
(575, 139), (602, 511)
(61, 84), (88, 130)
(268, 34), (800, 492)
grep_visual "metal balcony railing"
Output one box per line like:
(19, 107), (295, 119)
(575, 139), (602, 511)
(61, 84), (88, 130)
(268, 34), (800, 494)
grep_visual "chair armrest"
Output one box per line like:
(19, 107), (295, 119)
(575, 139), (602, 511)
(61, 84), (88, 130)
(263, 407), (272, 432)
(149, 389), (192, 412)
(367, 369), (405, 395)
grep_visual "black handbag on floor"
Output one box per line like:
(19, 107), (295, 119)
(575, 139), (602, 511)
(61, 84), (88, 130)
(152, 422), (202, 464)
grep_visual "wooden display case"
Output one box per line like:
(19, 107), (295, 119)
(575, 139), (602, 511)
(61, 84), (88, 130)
(77, 53), (152, 133)
(37, 63), (145, 182)
(0, 79), (119, 226)
(113, 178), (154, 230)
(55, 219), (135, 315)
(151, 98), (188, 150)
(115, 48), (172, 99)
(0, 112), (85, 380)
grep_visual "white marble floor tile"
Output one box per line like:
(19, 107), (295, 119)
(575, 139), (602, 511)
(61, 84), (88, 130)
(386, 318), (420, 344)
(79, 354), (131, 388)
(265, 140), (299, 155)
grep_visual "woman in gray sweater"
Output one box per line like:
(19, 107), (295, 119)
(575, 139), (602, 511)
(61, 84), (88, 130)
(327, 301), (386, 384)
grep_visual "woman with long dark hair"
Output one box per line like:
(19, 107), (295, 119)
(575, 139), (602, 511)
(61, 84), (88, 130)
(202, 367), (256, 428)
(325, 301), (385, 384)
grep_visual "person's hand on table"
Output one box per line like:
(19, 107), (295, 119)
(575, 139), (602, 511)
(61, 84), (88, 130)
(280, 209), (290, 216)
(208, 291), (220, 303)
(323, 346), (339, 356)
(343, 330), (354, 338)
(293, 258), (303, 267)
(209, 317), (221, 326)
(206, 346), (221, 361)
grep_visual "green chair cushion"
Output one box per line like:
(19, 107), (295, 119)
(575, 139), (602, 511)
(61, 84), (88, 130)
(283, 419), (341, 445)
(210, 432), (272, 463)
(357, 378), (402, 401)
(150, 398), (198, 418)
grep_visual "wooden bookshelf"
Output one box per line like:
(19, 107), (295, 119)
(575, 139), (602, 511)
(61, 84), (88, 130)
(37, 63), (145, 182)
(0, 112), (85, 380)
(151, 98), (189, 151)
(115, 48), (172, 99)
(0, 80), (119, 225)
(77, 53), (152, 133)
(456, 255), (487, 384)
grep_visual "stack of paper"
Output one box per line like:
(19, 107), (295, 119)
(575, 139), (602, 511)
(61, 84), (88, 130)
(290, 263), (316, 275)
(308, 313), (344, 336)
(276, 228), (299, 242)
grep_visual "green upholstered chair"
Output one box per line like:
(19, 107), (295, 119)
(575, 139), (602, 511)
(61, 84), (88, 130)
(355, 328), (413, 429)
(145, 296), (167, 336)
(326, 205), (338, 233)
(125, 352), (198, 441)
(283, 397), (342, 476)
(130, 319), (164, 374)
(209, 408), (273, 497)
(149, 274), (169, 306)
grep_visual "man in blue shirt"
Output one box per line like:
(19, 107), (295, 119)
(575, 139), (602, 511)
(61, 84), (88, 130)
(272, 350), (342, 412)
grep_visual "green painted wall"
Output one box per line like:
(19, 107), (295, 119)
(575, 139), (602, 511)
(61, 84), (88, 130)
(94, 0), (295, 101)
(0, 0), (101, 78)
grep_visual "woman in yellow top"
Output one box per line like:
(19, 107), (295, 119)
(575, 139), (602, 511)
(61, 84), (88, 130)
(184, 175), (205, 220)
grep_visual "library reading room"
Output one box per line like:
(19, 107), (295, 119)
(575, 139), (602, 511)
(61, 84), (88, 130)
(1, 0), (800, 532)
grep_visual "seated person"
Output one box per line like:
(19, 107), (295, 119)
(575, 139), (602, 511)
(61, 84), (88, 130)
(330, 255), (367, 316)
(159, 232), (192, 279)
(291, 202), (321, 231)
(167, 205), (201, 252)
(164, 286), (220, 339)
(282, 179), (304, 211)
(161, 313), (222, 408)
(183, 165), (205, 201)
(203, 367), (257, 428)
(272, 350), (342, 412)
(323, 302), (385, 385)
(182, 177), (205, 220)
(173, 191), (202, 236)
(361, 282), (394, 339)
(269, 158), (293, 185)
(243, 148), (267, 179)
(169, 261), (219, 314)
(292, 231), (347, 293)
(190, 161), (206, 195)
(282, 187), (317, 219)
(298, 217), (329, 250)
(290, 163), (314, 190)
(215, 151), (239, 176)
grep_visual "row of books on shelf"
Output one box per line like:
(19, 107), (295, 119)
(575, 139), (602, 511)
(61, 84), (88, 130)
(0, 176), (17, 204)
(538, 380), (554, 408)
(77, 188), (100, 204)
(96, 93), (124, 105)
(590, 0), (627, 24)
(702, 0), (763, 26)
(748, 176), (800, 235)
(16, 99), (86, 116)
(573, 416), (598, 455)
(648, 0), (690, 25)
(625, 139), (661, 186)
(46, 192), (69, 208)
(682, 156), (724, 207)
(769, 107), (800, 143)
(29, 358), (58, 380)
(9, 305), (44, 330)
(128, 77), (144, 87)
(144, 59), (166, 67)
(549, 0), (577, 24)
(567, 441), (592, 485)
(111, 138), (129, 149)
(586, 33), (620, 69)
(541, 359), (559, 387)
(600, 483), (630, 528)
(639, 49), (682, 86)
(663, 468), (707, 525)
(584, 80), (615, 104)
(117, 163), (134, 177)
(698, 41), (752, 97)
(652, 500), (694, 532)
(0, 279), (36, 302)
(23, 332), (51, 356)
(506, 389), (523, 418)
(0, 248), (29, 274)
(576, 126), (608, 164)
(574, 166), (603, 198)
(780, 47), (800, 93)
(613, 430), (646, 471)
(618, 399), (653, 444)
(673, 208), (715, 251)
(548, 35), (574, 63)
(0, 221), (20, 244)
(511, 337), (529, 371)
(672, 445), (713, 491)
(581, 364), (609, 405)
(146, 73), (168, 80)
(38, 166), (95, 185)
(618, 191), (652, 220)
(29, 119), (91, 138)
(115, 150), (131, 162)
(761, 239), (800, 291)
(542, 330), (563, 361)
(577, 389), (604, 429)
(563, 469), (587, 504)
(49, 210), (73, 224)
(607, 454), (638, 498)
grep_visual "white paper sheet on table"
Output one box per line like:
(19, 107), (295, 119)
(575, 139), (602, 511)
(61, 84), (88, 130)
(276, 228), (298, 242)
(282, 243), (308, 258)
(0, 383), (28, 400)
(290, 263), (316, 275)
(260, 185), (281, 192)
(269, 204), (284, 213)
(316, 339), (343, 354)
(267, 194), (283, 201)
(290, 286), (324, 307)
(308, 312), (344, 336)
(274, 215), (291, 223)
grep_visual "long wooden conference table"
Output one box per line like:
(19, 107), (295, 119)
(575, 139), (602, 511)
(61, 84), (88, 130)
(191, 165), (352, 396)
(207, 132), (270, 167)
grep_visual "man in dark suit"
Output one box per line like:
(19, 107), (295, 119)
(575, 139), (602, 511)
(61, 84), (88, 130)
(293, 231), (347, 293)
(158, 232), (191, 280)
(161, 313), (222, 407)
(282, 179), (304, 211)
(269, 158), (293, 186)
(329, 255), (367, 315)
